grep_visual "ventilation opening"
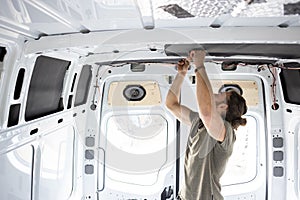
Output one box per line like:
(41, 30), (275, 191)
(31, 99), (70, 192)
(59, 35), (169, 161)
(7, 104), (21, 127)
(70, 73), (77, 92)
(14, 68), (25, 100)
(0, 47), (6, 80)
(67, 95), (73, 109)
(0, 47), (6, 62)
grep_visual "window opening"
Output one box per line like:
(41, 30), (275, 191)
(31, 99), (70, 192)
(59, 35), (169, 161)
(221, 116), (257, 185)
(280, 69), (300, 105)
(104, 114), (168, 186)
(25, 56), (70, 121)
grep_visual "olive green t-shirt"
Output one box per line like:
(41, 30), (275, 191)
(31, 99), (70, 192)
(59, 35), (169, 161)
(178, 111), (235, 200)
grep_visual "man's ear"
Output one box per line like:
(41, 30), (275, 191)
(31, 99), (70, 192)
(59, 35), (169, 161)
(217, 103), (228, 111)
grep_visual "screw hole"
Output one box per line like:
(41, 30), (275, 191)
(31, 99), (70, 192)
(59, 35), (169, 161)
(271, 103), (279, 110)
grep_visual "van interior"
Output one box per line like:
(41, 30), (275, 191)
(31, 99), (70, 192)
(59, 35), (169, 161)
(0, 0), (300, 199)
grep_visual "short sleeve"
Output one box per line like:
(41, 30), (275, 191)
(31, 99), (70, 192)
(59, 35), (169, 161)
(218, 121), (235, 152)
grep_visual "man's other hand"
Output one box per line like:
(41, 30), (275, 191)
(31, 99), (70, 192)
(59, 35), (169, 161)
(177, 58), (189, 75)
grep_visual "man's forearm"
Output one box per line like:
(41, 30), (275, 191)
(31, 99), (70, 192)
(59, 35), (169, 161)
(195, 67), (214, 117)
(166, 73), (186, 107)
(190, 50), (214, 115)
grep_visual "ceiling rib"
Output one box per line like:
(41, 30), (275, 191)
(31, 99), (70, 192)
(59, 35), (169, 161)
(134, 0), (155, 30)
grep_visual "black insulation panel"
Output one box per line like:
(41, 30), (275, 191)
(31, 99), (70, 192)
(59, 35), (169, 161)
(25, 56), (70, 121)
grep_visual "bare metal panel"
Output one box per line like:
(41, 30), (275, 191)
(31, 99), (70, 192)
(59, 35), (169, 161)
(38, 126), (75, 200)
(0, 145), (33, 200)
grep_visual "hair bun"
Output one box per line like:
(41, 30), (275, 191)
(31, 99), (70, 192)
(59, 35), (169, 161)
(232, 117), (247, 130)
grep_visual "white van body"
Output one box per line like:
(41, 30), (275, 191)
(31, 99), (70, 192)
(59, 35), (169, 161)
(0, 1), (300, 199)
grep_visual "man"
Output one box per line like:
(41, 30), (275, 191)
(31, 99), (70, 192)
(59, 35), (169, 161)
(165, 50), (248, 200)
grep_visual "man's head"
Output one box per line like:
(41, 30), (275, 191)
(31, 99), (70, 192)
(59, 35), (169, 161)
(214, 91), (248, 130)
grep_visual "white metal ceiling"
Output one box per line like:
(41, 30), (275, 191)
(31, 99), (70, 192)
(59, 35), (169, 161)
(0, 0), (299, 39)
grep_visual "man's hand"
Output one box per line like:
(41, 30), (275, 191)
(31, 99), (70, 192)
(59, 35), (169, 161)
(189, 50), (206, 68)
(177, 58), (189, 75)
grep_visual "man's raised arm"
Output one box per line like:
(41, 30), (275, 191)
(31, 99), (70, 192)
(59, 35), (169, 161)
(190, 50), (226, 141)
(166, 59), (193, 126)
